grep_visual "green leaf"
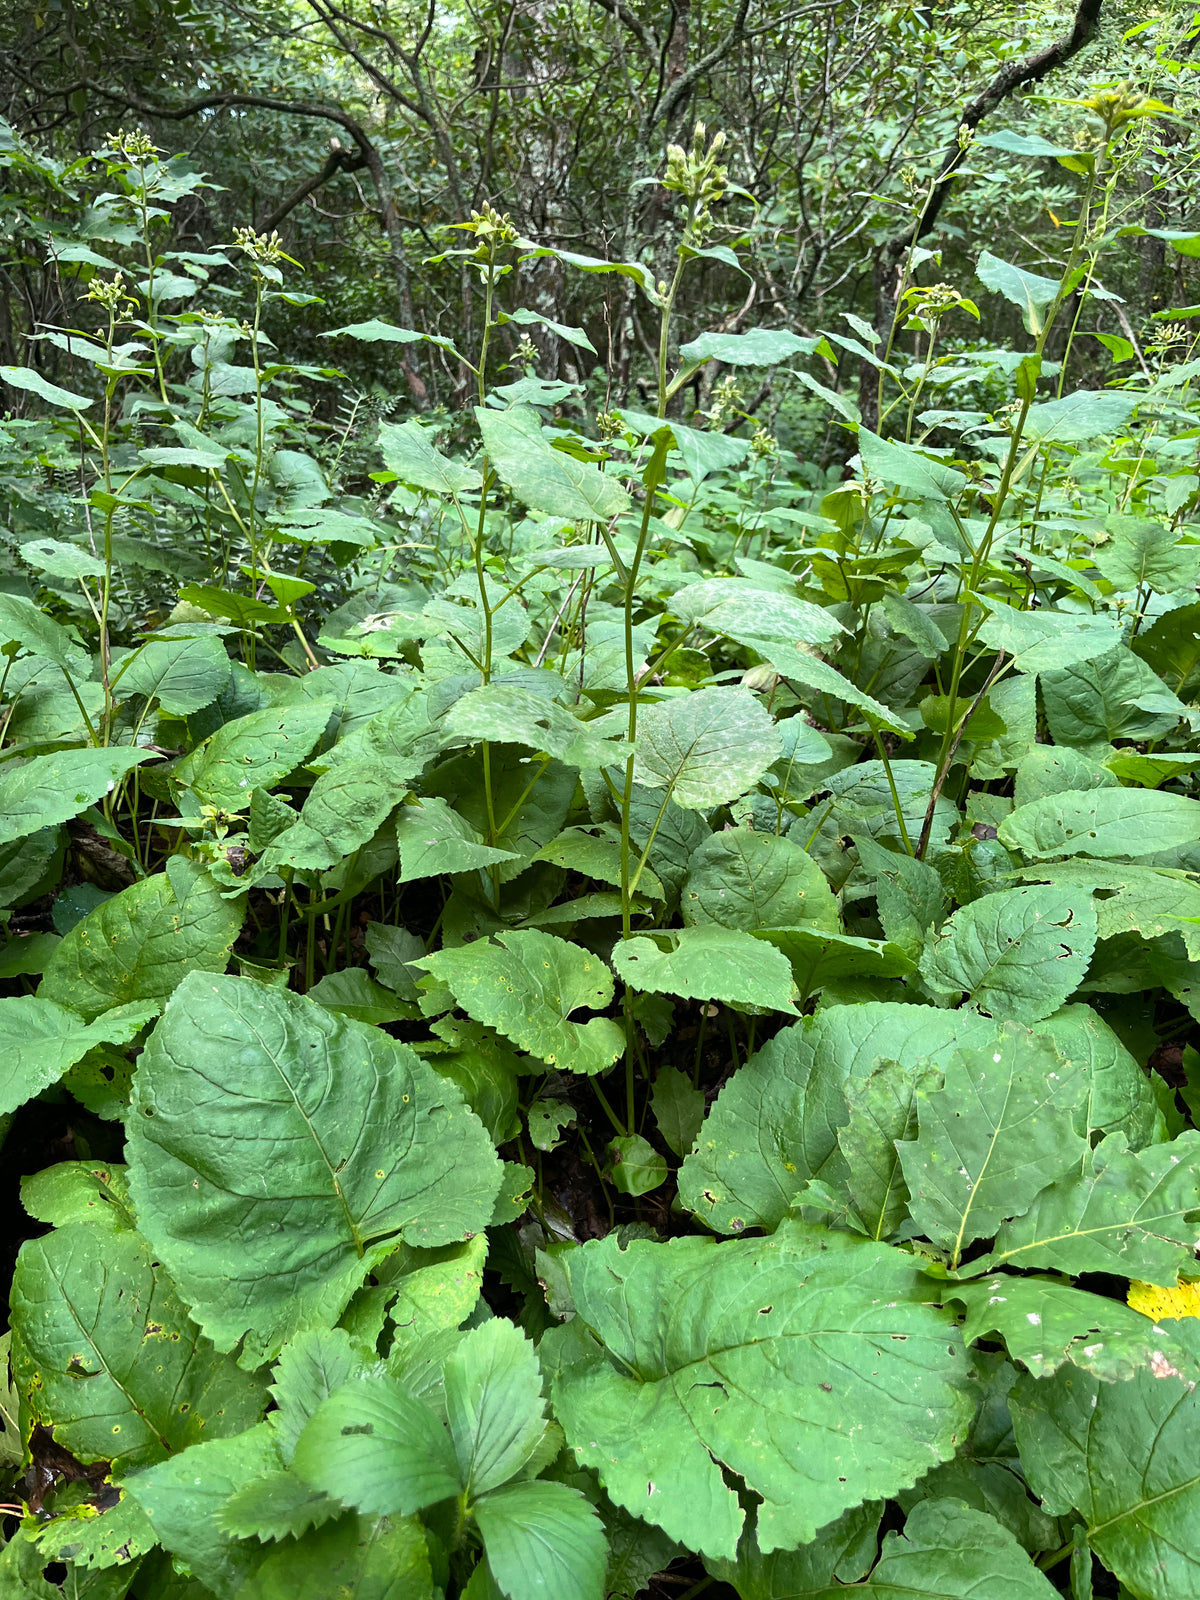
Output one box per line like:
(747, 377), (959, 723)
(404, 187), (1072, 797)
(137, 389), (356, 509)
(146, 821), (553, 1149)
(898, 1025), (1088, 1261)
(633, 688), (782, 809)
(1033, 1002), (1162, 1149)
(611, 925), (799, 1015)
(1041, 646), (1183, 747)
(268, 1328), (364, 1464)
(977, 130), (1077, 157)
(678, 328), (819, 367)
(831, 1060), (940, 1241)
(918, 885), (1097, 1021)
(377, 418), (482, 495)
(19, 536), (107, 581)
(707, 1501), (880, 1597)
(40, 860), (243, 1021)
(217, 1469), (340, 1543)
(608, 1133), (668, 1196)
(547, 1227), (972, 1558)
(0, 747), (157, 847)
(671, 578), (842, 647)
(1013, 745), (1119, 806)
(0, 997), (152, 1117)
(126, 972), (502, 1364)
(1, 364), (92, 409)
(11, 1222), (264, 1471)
(0, 591), (90, 677)
(122, 1424), (279, 1599)
(974, 1132), (1200, 1281)
(416, 931), (623, 1075)
(855, 837), (946, 958)
(20, 1160), (136, 1234)
(175, 703), (332, 810)
(120, 635), (232, 716)
(682, 828), (838, 933)
(307, 969), (414, 1025)
(753, 928), (916, 1000)
(974, 252), (1060, 334)
(1010, 1330), (1200, 1600)
(809, 1500), (1058, 1600)
(445, 1319), (547, 1496)
(954, 1275), (1200, 1384)
(261, 758), (416, 873)
(475, 1479), (607, 1600)
(741, 640), (911, 735)
(1095, 514), (1200, 592)
(396, 796), (520, 882)
(235, 1511), (434, 1600)
(651, 1066), (705, 1158)
(476, 406), (629, 521)
(857, 429), (967, 500)
(445, 685), (624, 770)
(1024, 390), (1140, 443)
(292, 1374), (460, 1514)
(974, 599), (1121, 675)
(30, 1487), (158, 1572)
(999, 787), (1200, 862)
(678, 1004), (994, 1235)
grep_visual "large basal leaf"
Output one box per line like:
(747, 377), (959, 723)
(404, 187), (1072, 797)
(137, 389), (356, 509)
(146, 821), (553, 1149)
(707, 1501), (881, 1598)
(974, 1131), (1200, 1281)
(633, 688), (782, 809)
(11, 1222), (264, 1471)
(175, 702), (332, 809)
(610, 925), (799, 1016)
(1010, 1327), (1200, 1599)
(0, 746), (157, 847)
(1041, 646), (1181, 748)
(897, 1026), (1089, 1263)
(946, 1273), (1200, 1384)
(918, 884), (1096, 1022)
(126, 973), (502, 1365)
(678, 1004), (995, 1235)
(681, 828), (838, 932)
(547, 1227), (972, 1558)
(752, 927), (916, 1000)
(828, 1060), (940, 1241)
(476, 405), (629, 522)
(474, 1479), (606, 1600)
(415, 930), (624, 1075)
(39, 858), (243, 1021)
(378, 417), (482, 496)
(999, 786), (1200, 861)
(1033, 1002), (1162, 1149)
(260, 756), (418, 873)
(0, 997), (153, 1117)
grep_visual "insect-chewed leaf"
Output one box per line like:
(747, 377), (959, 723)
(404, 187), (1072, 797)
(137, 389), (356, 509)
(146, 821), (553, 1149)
(175, 702), (332, 809)
(1010, 1323), (1200, 1600)
(0, 996), (153, 1117)
(633, 688), (781, 809)
(126, 973), (502, 1366)
(999, 786), (1200, 862)
(547, 1227), (973, 1558)
(678, 1004), (995, 1235)
(681, 828), (838, 932)
(0, 745), (157, 847)
(897, 1025), (1089, 1262)
(39, 857), (243, 1021)
(918, 884), (1097, 1022)
(11, 1222), (265, 1472)
(414, 930), (623, 1074)
(975, 1131), (1200, 1282)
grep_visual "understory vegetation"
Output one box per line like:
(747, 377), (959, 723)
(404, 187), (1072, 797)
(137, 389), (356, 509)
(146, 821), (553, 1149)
(2, 2), (1200, 1597)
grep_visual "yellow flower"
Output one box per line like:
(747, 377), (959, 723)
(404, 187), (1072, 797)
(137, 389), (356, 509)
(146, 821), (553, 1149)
(1128, 1279), (1200, 1321)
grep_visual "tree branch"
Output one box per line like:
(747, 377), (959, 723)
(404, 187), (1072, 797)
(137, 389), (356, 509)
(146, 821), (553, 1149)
(254, 141), (368, 233)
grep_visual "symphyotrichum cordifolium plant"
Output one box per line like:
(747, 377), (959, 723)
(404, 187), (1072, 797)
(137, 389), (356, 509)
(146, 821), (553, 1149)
(1, 43), (1200, 1600)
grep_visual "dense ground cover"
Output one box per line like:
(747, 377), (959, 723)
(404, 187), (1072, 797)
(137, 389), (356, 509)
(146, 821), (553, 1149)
(2, 63), (1200, 1600)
